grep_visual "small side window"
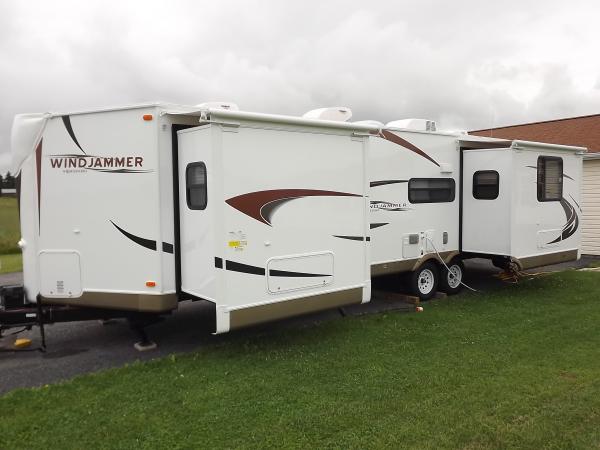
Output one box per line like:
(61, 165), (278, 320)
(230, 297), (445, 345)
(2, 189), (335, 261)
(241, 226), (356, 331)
(408, 178), (455, 203)
(186, 162), (207, 210)
(473, 170), (499, 200)
(537, 156), (562, 202)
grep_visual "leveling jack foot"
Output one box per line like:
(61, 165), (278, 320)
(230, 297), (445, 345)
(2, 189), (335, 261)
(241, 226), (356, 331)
(128, 317), (158, 352)
(127, 314), (163, 352)
(134, 340), (158, 352)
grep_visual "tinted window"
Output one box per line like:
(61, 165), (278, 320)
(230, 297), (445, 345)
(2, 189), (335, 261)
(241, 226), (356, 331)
(408, 178), (455, 203)
(473, 170), (499, 200)
(537, 156), (562, 202)
(186, 162), (207, 210)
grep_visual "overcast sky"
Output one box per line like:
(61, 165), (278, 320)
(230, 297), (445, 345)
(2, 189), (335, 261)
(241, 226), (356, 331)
(1, 0), (600, 173)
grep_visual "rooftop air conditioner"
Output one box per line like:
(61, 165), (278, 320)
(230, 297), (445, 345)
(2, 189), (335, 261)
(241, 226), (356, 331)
(386, 118), (436, 132)
(302, 107), (352, 122)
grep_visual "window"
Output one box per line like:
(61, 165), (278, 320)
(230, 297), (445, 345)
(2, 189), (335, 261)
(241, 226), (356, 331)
(408, 178), (455, 203)
(473, 170), (499, 200)
(537, 156), (562, 202)
(186, 162), (207, 210)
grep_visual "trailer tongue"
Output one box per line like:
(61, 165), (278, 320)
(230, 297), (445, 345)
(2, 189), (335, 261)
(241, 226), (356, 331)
(0, 284), (166, 351)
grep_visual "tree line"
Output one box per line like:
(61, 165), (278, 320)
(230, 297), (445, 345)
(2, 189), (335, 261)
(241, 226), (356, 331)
(1, 172), (17, 191)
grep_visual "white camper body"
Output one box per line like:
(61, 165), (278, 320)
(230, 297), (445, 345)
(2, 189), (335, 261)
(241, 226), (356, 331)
(12, 104), (375, 333)
(367, 125), (583, 297)
(8, 103), (584, 335)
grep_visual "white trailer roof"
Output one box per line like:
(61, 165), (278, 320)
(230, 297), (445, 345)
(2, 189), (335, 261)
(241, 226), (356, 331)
(10, 103), (382, 174)
(460, 134), (586, 153)
(162, 106), (382, 133)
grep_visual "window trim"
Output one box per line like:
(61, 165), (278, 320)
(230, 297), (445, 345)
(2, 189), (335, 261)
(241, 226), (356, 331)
(186, 162), (207, 210)
(537, 156), (563, 202)
(472, 170), (499, 200)
(408, 178), (456, 204)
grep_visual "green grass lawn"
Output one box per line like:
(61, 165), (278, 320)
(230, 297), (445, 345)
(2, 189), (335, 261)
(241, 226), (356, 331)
(0, 196), (22, 273)
(1, 271), (600, 449)
(0, 252), (22, 274)
(0, 196), (20, 255)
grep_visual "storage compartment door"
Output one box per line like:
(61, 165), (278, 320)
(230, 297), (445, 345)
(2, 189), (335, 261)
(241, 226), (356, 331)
(39, 251), (82, 298)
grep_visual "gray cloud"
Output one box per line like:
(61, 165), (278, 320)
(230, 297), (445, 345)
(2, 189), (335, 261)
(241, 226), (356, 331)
(1, 0), (600, 173)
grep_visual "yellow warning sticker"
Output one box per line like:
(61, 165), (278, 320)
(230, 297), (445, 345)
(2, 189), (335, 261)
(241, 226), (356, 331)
(228, 240), (248, 250)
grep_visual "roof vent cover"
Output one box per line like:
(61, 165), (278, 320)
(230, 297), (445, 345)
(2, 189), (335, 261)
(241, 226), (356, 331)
(386, 118), (436, 132)
(195, 101), (239, 111)
(302, 107), (352, 122)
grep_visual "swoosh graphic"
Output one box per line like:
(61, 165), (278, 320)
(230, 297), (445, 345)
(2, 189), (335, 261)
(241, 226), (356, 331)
(370, 180), (408, 188)
(547, 198), (579, 244)
(221, 260), (331, 277)
(62, 116), (86, 154)
(226, 189), (361, 226)
(378, 130), (439, 167)
(370, 223), (389, 229)
(110, 220), (174, 253)
(36, 140), (42, 234)
(525, 165), (573, 181)
(333, 235), (370, 241)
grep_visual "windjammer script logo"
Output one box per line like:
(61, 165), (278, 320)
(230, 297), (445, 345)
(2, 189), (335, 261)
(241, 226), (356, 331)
(47, 154), (153, 174)
(370, 200), (411, 212)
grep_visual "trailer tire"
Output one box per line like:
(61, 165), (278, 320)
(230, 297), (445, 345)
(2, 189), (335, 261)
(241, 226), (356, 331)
(439, 258), (465, 295)
(410, 261), (439, 300)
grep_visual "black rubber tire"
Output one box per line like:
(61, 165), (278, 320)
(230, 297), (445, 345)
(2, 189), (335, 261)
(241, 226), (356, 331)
(439, 258), (465, 295)
(410, 261), (439, 300)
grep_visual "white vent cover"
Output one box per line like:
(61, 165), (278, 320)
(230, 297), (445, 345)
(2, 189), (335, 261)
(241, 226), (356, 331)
(195, 101), (239, 111)
(302, 107), (352, 122)
(386, 118), (436, 132)
(353, 120), (384, 128)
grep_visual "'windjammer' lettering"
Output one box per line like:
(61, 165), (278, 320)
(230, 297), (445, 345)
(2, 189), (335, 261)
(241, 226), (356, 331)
(49, 156), (143, 169)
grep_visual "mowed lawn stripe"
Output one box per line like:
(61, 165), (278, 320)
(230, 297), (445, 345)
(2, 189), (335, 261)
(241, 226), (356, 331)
(1, 271), (599, 449)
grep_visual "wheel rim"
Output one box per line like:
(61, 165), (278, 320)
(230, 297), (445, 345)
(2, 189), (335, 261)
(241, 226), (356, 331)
(447, 264), (462, 289)
(418, 269), (435, 295)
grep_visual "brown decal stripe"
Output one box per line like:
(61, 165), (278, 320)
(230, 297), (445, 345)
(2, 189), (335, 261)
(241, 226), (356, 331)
(547, 198), (579, 244)
(221, 259), (331, 277)
(526, 166), (574, 181)
(226, 189), (361, 226)
(524, 166), (579, 244)
(35, 140), (42, 234)
(62, 115), (86, 154)
(110, 221), (174, 254)
(370, 223), (389, 229)
(370, 180), (407, 187)
(569, 194), (581, 212)
(333, 235), (370, 241)
(88, 168), (152, 174)
(378, 130), (440, 167)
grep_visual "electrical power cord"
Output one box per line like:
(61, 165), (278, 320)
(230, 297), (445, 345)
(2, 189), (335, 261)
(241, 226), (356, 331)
(423, 236), (479, 292)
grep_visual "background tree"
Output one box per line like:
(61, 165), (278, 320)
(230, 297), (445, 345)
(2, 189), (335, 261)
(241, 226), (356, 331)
(3, 171), (15, 189)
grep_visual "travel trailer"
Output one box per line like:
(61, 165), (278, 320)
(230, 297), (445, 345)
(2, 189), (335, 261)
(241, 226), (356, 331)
(367, 122), (584, 299)
(0, 103), (584, 348)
